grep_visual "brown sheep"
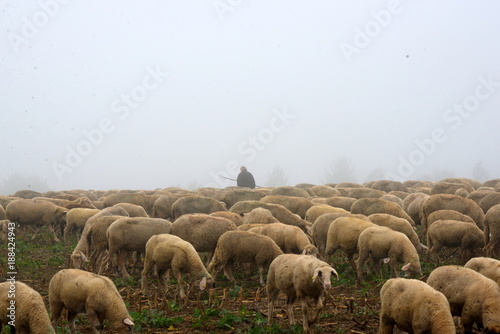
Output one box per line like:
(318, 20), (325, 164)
(261, 195), (314, 219)
(6, 199), (67, 242)
(242, 207), (279, 225)
(0, 204), (5, 220)
(430, 181), (475, 195)
(305, 205), (349, 224)
(479, 192), (500, 214)
(113, 202), (149, 217)
(402, 192), (430, 226)
(171, 195), (227, 219)
(371, 180), (408, 192)
(350, 198), (416, 227)
(152, 193), (191, 219)
(310, 185), (340, 197)
(312, 196), (356, 211)
(427, 209), (476, 229)
(219, 189), (268, 209)
(63, 208), (100, 241)
(379, 194), (404, 207)
(210, 211), (244, 226)
(420, 194), (485, 236)
(368, 213), (425, 253)
(484, 204), (500, 257)
(270, 186), (310, 198)
(348, 187), (385, 199)
(103, 192), (159, 215)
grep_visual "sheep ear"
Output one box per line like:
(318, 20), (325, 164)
(331, 269), (339, 280)
(401, 263), (411, 271)
(306, 225), (312, 235)
(312, 268), (320, 282)
(301, 249), (307, 255)
(199, 276), (207, 290)
(123, 317), (134, 326)
(420, 243), (429, 251)
(383, 258), (390, 264)
(79, 251), (90, 263)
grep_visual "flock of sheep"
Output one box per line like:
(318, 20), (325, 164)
(1, 177), (500, 333)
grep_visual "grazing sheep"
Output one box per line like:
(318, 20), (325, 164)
(49, 268), (134, 334)
(249, 222), (318, 256)
(170, 213), (237, 264)
(465, 257), (500, 287)
(63, 207), (100, 241)
(261, 195), (314, 219)
(379, 194), (404, 207)
(171, 195), (227, 220)
(427, 219), (484, 263)
(427, 209), (476, 228)
(351, 198), (416, 227)
(311, 212), (369, 259)
(71, 206), (129, 269)
(310, 185), (340, 197)
(210, 211), (244, 226)
(379, 278), (455, 334)
(141, 234), (213, 299)
(237, 223), (266, 231)
(207, 230), (283, 286)
(152, 193), (190, 219)
(113, 202), (149, 217)
(0, 204), (5, 220)
(230, 200), (311, 233)
(267, 254), (338, 332)
(0, 281), (55, 333)
(103, 192), (159, 215)
(356, 226), (422, 281)
(304, 204), (348, 224)
(485, 204), (500, 257)
(427, 265), (500, 334)
(311, 196), (356, 211)
(219, 188), (268, 209)
(431, 181), (475, 195)
(479, 192), (500, 213)
(367, 213), (426, 253)
(402, 192), (430, 226)
(324, 216), (376, 271)
(420, 194), (485, 236)
(270, 186), (310, 198)
(371, 180), (408, 193)
(104, 217), (172, 278)
(86, 215), (125, 274)
(6, 198), (68, 242)
(348, 187), (385, 199)
(242, 207), (278, 225)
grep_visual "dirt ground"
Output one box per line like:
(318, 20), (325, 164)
(1, 227), (467, 333)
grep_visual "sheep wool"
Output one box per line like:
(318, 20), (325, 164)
(267, 254), (338, 332)
(0, 281), (55, 333)
(379, 278), (455, 334)
(465, 256), (500, 287)
(49, 269), (134, 334)
(427, 265), (500, 333)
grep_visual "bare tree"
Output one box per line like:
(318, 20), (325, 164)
(321, 157), (356, 184)
(472, 160), (490, 182)
(266, 165), (288, 187)
(365, 167), (386, 183)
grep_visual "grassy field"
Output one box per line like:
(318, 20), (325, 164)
(1, 224), (465, 333)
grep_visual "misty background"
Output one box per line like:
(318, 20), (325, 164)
(1, 1), (499, 194)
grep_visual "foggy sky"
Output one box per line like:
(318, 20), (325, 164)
(1, 1), (500, 193)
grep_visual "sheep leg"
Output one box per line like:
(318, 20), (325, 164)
(223, 263), (236, 283)
(286, 295), (296, 325)
(47, 223), (60, 243)
(117, 250), (130, 279)
(257, 265), (266, 286)
(67, 310), (78, 334)
(86, 309), (104, 334)
(267, 287), (280, 325)
(356, 251), (368, 282)
(378, 313), (395, 334)
(131, 250), (143, 274)
(175, 271), (187, 299)
(50, 301), (63, 331)
(141, 259), (154, 294)
(308, 294), (325, 326)
(158, 267), (169, 290)
(347, 253), (357, 273)
(299, 297), (310, 332)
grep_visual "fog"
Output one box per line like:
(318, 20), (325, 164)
(1, 1), (499, 193)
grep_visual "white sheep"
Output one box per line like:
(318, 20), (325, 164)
(86, 215), (125, 274)
(379, 278), (455, 334)
(427, 219), (484, 263)
(49, 268), (134, 334)
(63, 207), (100, 241)
(324, 216), (376, 271)
(267, 254), (338, 332)
(0, 280), (55, 333)
(464, 256), (500, 287)
(207, 230), (283, 286)
(248, 222), (318, 256)
(357, 226), (422, 281)
(141, 233), (213, 299)
(427, 265), (500, 333)
(242, 207), (278, 225)
(103, 217), (172, 279)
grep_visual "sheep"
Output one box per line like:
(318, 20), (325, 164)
(267, 254), (338, 332)
(152, 193), (190, 219)
(207, 230), (283, 286)
(371, 180), (408, 192)
(379, 278), (455, 334)
(70, 206), (129, 269)
(431, 181), (475, 195)
(113, 202), (149, 217)
(350, 198), (416, 227)
(237, 223), (267, 231)
(367, 213), (426, 253)
(479, 192), (500, 213)
(0, 280), (55, 333)
(311, 196), (356, 211)
(270, 186), (310, 198)
(464, 257), (500, 287)
(348, 187), (385, 199)
(402, 192), (429, 226)
(0, 204), (5, 220)
(304, 204), (348, 223)
(210, 210), (244, 226)
(427, 219), (484, 263)
(420, 193), (485, 236)
(170, 213), (237, 265)
(102, 191), (159, 215)
(219, 188), (268, 209)
(248, 222), (318, 256)
(261, 195), (314, 219)
(427, 209), (476, 228)
(6, 198), (68, 242)
(311, 212), (370, 259)
(141, 234), (213, 299)
(356, 226), (422, 281)
(229, 200), (312, 233)
(427, 265), (500, 334)
(63, 207), (100, 241)
(310, 185), (340, 197)
(242, 207), (278, 225)
(171, 195), (227, 219)
(379, 194), (404, 207)
(103, 217), (172, 279)
(485, 204), (500, 257)
(49, 268), (134, 334)
(324, 216), (376, 271)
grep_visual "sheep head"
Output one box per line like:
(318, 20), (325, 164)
(312, 266), (339, 290)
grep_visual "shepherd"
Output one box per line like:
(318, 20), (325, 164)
(237, 166), (256, 188)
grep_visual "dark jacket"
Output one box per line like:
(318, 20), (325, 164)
(237, 170), (256, 188)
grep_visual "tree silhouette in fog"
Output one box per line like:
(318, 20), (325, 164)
(0, 173), (51, 195)
(365, 167), (386, 183)
(472, 160), (490, 182)
(322, 157), (357, 184)
(266, 165), (288, 187)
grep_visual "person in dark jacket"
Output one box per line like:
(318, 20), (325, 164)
(237, 166), (256, 188)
